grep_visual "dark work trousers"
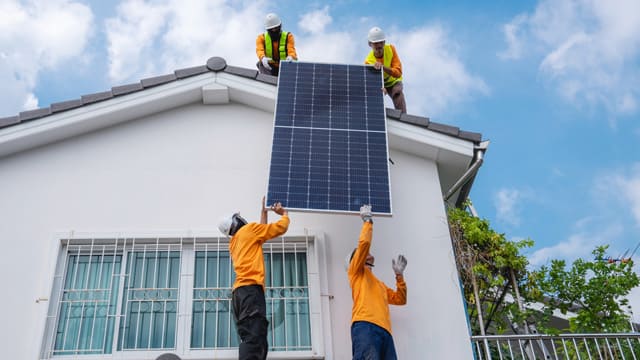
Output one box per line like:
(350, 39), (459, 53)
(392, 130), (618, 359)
(351, 321), (398, 360)
(256, 61), (280, 76)
(232, 284), (269, 360)
(386, 81), (407, 113)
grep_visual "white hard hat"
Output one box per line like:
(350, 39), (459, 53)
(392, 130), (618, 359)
(265, 13), (282, 30)
(218, 213), (247, 237)
(218, 215), (233, 236)
(368, 26), (385, 43)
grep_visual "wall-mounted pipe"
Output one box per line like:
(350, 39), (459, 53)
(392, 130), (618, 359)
(444, 141), (489, 203)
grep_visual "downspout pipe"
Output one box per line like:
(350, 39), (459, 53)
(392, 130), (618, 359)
(443, 140), (489, 205)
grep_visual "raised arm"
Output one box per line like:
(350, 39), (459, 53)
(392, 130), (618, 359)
(348, 205), (373, 275)
(252, 201), (289, 244)
(388, 254), (408, 305)
(260, 196), (268, 224)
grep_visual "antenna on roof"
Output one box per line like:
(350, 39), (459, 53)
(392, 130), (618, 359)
(628, 240), (640, 260)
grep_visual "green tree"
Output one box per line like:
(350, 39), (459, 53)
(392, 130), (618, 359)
(449, 205), (639, 339)
(532, 245), (639, 334)
(448, 206), (536, 335)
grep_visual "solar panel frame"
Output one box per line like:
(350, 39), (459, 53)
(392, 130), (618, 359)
(266, 61), (393, 215)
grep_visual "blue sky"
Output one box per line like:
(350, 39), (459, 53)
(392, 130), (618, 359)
(2, 0), (640, 318)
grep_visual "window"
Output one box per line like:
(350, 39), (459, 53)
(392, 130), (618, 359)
(41, 235), (321, 359)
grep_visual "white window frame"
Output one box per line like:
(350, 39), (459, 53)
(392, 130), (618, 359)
(39, 230), (329, 360)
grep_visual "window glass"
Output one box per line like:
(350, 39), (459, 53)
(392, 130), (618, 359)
(265, 251), (311, 350)
(54, 254), (121, 355)
(118, 251), (180, 350)
(47, 238), (315, 357)
(191, 250), (238, 348)
(191, 250), (311, 350)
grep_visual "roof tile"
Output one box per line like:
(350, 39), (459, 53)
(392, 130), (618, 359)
(0, 116), (20, 129)
(174, 65), (209, 79)
(19, 107), (52, 122)
(141, 74), (177, 88)
(51, 99), (84, 113)
(81, 91), (113, 105)
(399, 113), (430, 127)
(224, 65), (258, 79)
(385, 108), (402, 120)
(112, 83), (144, 96)
(427, 122), (460, 137)
(256, 73), (278, 85)
(458, 130), (482, 143)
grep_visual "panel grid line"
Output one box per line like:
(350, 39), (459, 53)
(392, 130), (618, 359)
(268, 61), (392, 214)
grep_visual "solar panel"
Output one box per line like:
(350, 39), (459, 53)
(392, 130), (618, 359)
(266, 61), (392, 215)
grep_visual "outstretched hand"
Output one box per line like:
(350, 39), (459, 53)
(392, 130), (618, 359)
(360, 204), (372, 223)
(271, 201), (287, 216)
(392, 255), (407, 276)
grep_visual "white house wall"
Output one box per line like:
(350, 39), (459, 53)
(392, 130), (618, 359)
(0, 101), (473, 359)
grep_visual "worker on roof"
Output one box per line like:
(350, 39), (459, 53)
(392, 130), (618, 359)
(256, 13), (298, 76)
(364, 26), (407, 113)
(218, 197), (290, 360)
(347, 204), (408, 360)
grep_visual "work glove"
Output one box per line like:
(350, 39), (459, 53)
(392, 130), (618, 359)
(392, 254), (407, 276)
(285, 56), (293, 61)
(360, 204), (372, 223)
(261, 57), (272, 70)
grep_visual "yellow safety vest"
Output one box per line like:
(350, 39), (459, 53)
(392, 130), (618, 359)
(366, 44), (402, 87)
(264, 31), (289, 64)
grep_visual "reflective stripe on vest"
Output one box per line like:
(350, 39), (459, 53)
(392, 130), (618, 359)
(366, 44), (402, 87)
(264, 31), (289, 65)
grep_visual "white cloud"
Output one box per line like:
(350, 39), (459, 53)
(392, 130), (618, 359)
(296, 31), (359, 64)
(105, 5), (485, 118)
(105, 0), (267, 84)
(500, 0), (640, 117)
(23, 93), (38, 110)
(394, 25), (489, 117)
(498, 14), (527, 60)
(595, 164), (640, 226)
(494, 188), (524, 226)
(0, 0), (93, 117)
(601, 163), (640, 322)
(105, 0), (169, 84)
(298, 6), (332, 34)
(528, 220), (623, 267)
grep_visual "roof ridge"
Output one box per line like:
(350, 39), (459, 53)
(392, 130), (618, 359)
(0, 56), (481, 143)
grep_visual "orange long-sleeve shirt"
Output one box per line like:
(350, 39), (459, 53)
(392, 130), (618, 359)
(230, 215), (290, 290)
(364, 43), (403, 79)
(348, 221), (407, 334)
(255, 32), (297, 67)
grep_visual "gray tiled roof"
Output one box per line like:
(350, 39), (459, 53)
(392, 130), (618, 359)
(0, 56), (482, 144)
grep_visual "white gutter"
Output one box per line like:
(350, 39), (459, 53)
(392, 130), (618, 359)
(443, 140), (490, 203)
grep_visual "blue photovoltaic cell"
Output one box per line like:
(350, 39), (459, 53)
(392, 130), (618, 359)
(266, 61), (391, 214)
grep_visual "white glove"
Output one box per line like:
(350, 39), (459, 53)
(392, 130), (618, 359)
(392, 255), (407, 275)
(360, 204), (372, 223)
(285, 56), (293, 61)
(261, 57), (272, 70)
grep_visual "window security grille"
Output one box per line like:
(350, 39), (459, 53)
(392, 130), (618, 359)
(43, 236), (312, 358)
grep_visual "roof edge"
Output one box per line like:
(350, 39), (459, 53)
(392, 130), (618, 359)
(0, 56), (482, 145)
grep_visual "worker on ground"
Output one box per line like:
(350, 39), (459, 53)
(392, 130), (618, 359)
(218, 197), (290, 360)
(364, 27), (407, 113)
(256, 13), (297, 76)
(347, 204), (408, 360)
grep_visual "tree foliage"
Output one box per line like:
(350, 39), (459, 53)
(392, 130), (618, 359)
(532, 245), (639, 333)
(448, 206), (535, 334)
(448, 205), (639, 336)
